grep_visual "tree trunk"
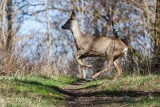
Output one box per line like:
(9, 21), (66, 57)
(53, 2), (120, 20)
(45, 0), (52, 64)
(80, 0), (86, 79)
(6, 0), (13, 52)
(0, 0), (7, 46)
(155, 0), (160, 61)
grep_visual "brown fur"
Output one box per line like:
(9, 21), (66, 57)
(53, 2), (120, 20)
(62, 12), (128, 82)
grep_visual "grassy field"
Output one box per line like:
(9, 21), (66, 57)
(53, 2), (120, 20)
(0, 75), (78, 107)
(0, 74), (159, 107)
(80, 75), (160, 107)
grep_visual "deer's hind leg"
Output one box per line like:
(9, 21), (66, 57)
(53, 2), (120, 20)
(112, 59), (122, 83)
(92, 56), (114, 79)
(74, 50), (92, 68)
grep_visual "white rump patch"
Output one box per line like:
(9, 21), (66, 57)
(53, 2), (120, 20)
(123, 47), (128, 55)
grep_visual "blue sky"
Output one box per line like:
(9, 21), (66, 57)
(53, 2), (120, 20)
(15, 0), (154, 61)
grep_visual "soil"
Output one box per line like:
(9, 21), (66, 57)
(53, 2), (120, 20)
(61, 80), (159, 107)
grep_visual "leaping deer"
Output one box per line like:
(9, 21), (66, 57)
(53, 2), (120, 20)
(62, 11), (128, 82)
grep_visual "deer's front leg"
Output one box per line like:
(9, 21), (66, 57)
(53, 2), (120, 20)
(74, 50), (92, 68)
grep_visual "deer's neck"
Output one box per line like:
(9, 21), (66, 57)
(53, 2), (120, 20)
(71, 21), (83, 42)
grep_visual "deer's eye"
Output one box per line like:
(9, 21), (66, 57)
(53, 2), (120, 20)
(68, 19), (72, 23)
(69, 18), (73, 20)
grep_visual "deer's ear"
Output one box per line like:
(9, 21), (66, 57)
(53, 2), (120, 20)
(71, 11), (76, 20)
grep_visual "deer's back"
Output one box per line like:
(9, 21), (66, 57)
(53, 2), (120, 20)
(81, 36), (127, 49)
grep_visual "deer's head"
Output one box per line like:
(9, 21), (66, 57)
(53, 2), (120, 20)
(61, 11), (77, 31)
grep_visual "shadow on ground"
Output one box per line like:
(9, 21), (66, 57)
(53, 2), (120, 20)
(14, 79), (160, 107)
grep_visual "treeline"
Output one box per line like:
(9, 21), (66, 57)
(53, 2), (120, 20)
(0, 0), (159, 77)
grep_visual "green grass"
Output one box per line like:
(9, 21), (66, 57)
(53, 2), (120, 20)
(81, 75), (160, 107)
(0, 75), (78, 107)
(0, 74), (159, 107)
(82, 75), (160, 91)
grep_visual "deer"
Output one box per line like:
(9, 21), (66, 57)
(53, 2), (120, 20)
(61, 11), (128, 82)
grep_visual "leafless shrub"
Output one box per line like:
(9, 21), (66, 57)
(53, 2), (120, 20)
(0, 0), (159, 77)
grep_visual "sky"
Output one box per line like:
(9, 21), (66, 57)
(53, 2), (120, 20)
(14, 0), (155, 61)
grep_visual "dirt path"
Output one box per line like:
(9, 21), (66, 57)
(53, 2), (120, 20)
(63, 80), (109, 107)
(62, 80), (125, 107)
(61, 80), (159, 107)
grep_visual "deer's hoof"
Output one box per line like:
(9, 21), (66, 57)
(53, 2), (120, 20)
(85, 78), (93, 81)
(81, 64), (92, 68)
(86, 64), (92, 68)
(92, 73), (100, 79)
(110, 79), (117, 84)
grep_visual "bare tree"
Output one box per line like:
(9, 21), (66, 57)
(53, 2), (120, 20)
(0, 0), (158, 76)
(45, 0), (52, 63)
(0, 0), (7, 46)
(6, 0), (13, 52)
